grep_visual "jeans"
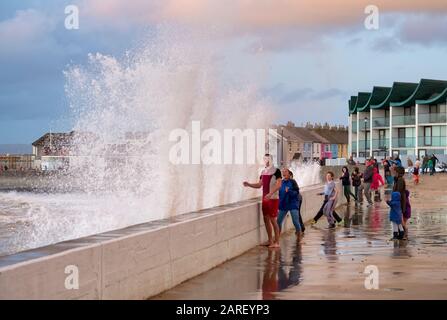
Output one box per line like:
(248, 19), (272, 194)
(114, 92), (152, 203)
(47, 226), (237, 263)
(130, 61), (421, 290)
(354, 185), (360, 201)
(277, 209), (302, 233)
(363, 182), (373, 204)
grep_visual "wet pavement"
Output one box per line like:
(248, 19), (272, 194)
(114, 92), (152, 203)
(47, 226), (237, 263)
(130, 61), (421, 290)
(155, 174), (447, 300)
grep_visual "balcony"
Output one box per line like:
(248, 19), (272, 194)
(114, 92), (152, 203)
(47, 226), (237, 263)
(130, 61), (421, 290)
(392, 137), (416, 148)
(372, 117), (390, 128)
(418, 113), (447, 124)
(392, 115), (415, 126)
(418, 136), (447, 147)
(358, 140), (370, 151)
(372, 139), (389, 150)
(359, 121), (370, 131)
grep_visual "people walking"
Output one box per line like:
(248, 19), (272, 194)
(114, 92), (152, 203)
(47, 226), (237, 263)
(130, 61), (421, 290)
(277, 169), (303, 242)
(243, 154), (282, 248)
(323, 173), (339, 229)
(340, 166), (357, 204)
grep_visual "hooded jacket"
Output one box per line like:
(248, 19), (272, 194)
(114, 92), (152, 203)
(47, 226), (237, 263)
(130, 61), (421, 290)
(279, 178), (300, 211)
(387, 191), (402, 224)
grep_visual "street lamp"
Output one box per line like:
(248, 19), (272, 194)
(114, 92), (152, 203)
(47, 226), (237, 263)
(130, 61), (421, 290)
(364, 117), (368, 158)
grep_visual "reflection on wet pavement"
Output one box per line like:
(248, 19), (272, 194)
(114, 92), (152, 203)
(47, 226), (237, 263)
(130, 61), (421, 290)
(155, 175), (447, 300)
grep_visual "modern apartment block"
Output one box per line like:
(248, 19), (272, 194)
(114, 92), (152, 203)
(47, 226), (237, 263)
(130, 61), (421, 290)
(349, 79), (447, 159)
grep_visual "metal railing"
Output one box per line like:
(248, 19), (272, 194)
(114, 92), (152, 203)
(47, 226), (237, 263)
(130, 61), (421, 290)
(372, 117), (390, 128)
(392, 115), (415, 126)
(418, 113), (447, 124)
(392, 137), (416, 148)
(372, 139), (389, 150)
(418, 136), (447, 147)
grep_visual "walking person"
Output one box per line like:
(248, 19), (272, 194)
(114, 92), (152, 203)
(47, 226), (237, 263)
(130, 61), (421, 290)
(413, 160), (420, 185)
(310, 172), (343, 225)
(243, 154), (282, 248)
(351, 167), (362, 205)
(363, 160), (374, 207)
(340, 166), (357, 204)
(407, 158), (414, 179)
(277, 169), (302, 242)
(428, 157), (434, 176)
(382, 157), (393, 187)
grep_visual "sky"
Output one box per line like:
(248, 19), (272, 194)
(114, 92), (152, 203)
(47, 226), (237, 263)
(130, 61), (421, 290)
(1, 0), (447, 145)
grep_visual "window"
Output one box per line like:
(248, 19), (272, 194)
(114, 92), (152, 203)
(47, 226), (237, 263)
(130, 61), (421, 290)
(424, 126), (432, 146)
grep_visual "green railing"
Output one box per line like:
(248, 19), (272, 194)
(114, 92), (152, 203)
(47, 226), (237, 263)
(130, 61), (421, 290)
(418, 136), (447, 147)
(418, 113), (447, 124)
(372, 117), (390, 128)
(392, 115), (415, 126)
(392, 137), (416, 148)
(372, 139), (389, 150)
(358, 140), (370, 151)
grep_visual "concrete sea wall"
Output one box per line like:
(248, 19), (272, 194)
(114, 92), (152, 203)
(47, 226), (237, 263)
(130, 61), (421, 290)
(0, 183), (346, 300)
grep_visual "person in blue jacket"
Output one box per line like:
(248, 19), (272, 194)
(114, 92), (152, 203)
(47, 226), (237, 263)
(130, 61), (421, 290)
(387, 191), (404, 240)
(277, 169), (303, 242)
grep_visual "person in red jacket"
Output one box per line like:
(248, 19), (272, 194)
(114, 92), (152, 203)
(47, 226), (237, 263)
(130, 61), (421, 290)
(371, 167), (384, 202)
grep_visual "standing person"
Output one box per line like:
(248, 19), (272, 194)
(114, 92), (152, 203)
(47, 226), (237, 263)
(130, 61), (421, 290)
(243, 154), (282, 248)
(407, 158), (414, 179)
(402, 190), (411, 240)
(422, 155), (428, 174)
(394, 156), (402, 168)
(277, 169), (303, 242)
(431, 154), (439, 175)
(382, 157), (392, 186)
(351, 167), (362, 205)
(413, 160), (420, 185)
(371, 167), (384, 201)
(340, 166), (357, 204)
(387, 191), (405, 240)
(363, 160), (374, 207)
(428, 157), (434, 176)
(393, 166), (407, 216)
(290, 171), (305, 233)
(310, 172), (343, 225)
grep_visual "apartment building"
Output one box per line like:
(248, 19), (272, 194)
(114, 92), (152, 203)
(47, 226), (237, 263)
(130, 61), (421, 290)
(349, 79), (447, 159)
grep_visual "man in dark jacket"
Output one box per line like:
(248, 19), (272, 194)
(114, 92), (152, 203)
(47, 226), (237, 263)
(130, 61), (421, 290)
(431, 154), (439, 175)
(363, 160), (374, 206)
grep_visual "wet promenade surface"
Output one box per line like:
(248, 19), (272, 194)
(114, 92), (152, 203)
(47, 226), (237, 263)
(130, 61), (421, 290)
(155, 174), (447, 300)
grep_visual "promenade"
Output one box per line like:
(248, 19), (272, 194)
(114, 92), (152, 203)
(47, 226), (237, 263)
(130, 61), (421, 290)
(155, 174), (447, 300)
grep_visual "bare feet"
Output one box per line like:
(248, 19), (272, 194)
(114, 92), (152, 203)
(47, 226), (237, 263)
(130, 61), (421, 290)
(260, 241), (273, 247)
(268, 242), (280, 249)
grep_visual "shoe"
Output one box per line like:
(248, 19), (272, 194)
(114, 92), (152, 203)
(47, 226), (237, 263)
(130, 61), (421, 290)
(398, 230), (405, 240)
(337, 219), (344, 226)
(328, 224), (336, 229)
(390, 232), (399, 240)
(310, 219), (317, 225)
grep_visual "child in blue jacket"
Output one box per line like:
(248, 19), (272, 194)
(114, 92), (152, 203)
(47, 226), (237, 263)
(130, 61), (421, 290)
(387, 191), (404, 240)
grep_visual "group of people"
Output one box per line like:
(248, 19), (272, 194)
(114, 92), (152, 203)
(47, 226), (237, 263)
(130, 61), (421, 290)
(243, 153), (429, 248)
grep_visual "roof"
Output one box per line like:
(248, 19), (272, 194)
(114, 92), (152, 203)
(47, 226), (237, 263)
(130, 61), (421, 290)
(32, 132), (73, 147)
(416, 87), (447, 105)
(352, 92), (371, 114)
(278, 126), (328, 143)
(390, 79), (447, 108)
(356, 86), (391, 112)
(349, 79), (447, 114)
(309, 128), (348, 145)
